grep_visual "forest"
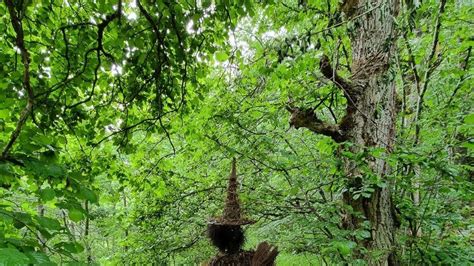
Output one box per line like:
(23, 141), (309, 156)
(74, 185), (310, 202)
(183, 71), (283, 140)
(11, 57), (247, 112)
(0, 0), (472, 265)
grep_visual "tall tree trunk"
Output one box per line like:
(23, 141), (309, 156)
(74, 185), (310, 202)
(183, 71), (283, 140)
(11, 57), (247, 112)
(288, 0), (400, 264)
(344, 1), (400, 265)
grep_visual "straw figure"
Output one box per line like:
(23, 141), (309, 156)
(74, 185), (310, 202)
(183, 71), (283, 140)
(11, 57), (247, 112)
(205, 159), (278, 266)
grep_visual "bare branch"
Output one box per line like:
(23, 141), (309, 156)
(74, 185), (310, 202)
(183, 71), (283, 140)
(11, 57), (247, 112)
(288, 106), (346, 143)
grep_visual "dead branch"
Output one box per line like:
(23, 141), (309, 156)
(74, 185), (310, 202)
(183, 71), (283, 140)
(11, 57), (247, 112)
(287, 106), (346, 142)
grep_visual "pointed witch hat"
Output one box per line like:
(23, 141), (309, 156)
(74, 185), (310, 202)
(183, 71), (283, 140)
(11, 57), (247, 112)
(208, 158), (255, 226)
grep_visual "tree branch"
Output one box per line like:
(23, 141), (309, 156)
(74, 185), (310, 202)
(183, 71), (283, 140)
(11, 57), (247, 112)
(287, 106), (345, 142)
(319, 54), (355, 100)
(285, 55), (355, 143)
(66, 1), (122, 108)
(403, 32), (421, 94)
(1, 0), (34, 158)
(447, 46), (472, 105)
(96, 1), (122, 61)
(0, 155), (25, 167)
(414, 0), (446, 145)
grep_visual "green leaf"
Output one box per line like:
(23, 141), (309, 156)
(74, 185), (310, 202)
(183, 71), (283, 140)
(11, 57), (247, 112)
(79, 187), (98, 203)
(463, 113), (474, 124)
(461, 141), (474, 150)
(0, 163), (14, 186)
(215, 51), (229, 62)
(32, 134), (53, 146)
(0, 211), (14, 223)
(39, 188), (56, 202)
(13, 212), (33, 229)
(36, 216), (62, 231)
(44, 164), (64, 177)
(25, 251), (54, 265)
(289, 187), (299, 196)
(356, 230), (371, 239)
(0, 248), (31, 265)
(68, 209), (85, 222)
(333, 240), (357, 256)
(0, 163), (14, 176)
(56, 242), (84, 254)
(0, 109), (9, 119)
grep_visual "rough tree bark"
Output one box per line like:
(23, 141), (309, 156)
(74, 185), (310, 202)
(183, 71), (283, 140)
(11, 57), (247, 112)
(288, 0), (400, 265)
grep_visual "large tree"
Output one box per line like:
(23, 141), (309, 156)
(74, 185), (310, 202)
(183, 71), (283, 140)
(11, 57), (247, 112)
(288, 0), (400, 264)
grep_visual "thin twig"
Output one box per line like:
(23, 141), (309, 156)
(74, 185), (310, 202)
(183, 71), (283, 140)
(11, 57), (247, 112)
(447, 46), (472, 105)
(413, 0), (447, 146)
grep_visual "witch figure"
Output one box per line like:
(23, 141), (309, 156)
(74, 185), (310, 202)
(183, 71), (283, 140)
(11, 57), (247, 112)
(206, 159), (278, 266)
